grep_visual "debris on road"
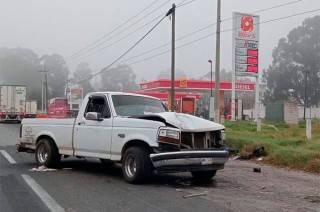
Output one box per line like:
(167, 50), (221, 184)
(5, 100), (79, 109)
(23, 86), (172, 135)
(241, 146), (266, 160)
(257, 157), (264, 161)
(304, 196), (320, 203)
(174, 179), (191, 187)
(232, 155), (240, 160)
(253, 167), (261, 173)
(253, 147), (265, 158)
(29, 166), (57, 172)
(63, 168), (73, 171)
(183, 192), (207, 198)
(261, 186), (266, 190)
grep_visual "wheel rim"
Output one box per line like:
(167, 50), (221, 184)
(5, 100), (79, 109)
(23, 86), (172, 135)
(125, 154), (136, 178)
(37, 143), (48, 163)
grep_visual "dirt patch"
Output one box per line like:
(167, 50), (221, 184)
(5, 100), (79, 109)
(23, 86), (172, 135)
(169, 160), (320, 212)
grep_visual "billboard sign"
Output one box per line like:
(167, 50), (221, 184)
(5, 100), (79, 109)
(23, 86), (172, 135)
(233, 12), (260, 76)
(69, 87), (83, 104)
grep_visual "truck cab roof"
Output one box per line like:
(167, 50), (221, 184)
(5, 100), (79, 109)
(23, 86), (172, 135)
(87, 92), (161, 100)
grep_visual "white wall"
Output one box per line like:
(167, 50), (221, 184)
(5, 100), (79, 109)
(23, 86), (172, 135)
(243, 106), (320, 120)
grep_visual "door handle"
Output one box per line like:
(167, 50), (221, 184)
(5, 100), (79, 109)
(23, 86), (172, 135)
(78, 121), (85, 125)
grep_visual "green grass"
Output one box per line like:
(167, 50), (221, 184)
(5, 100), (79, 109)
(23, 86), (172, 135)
(225, 119), (320, 173)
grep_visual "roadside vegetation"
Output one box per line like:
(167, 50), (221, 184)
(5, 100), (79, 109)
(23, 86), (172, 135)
(225, 119), (320, 174)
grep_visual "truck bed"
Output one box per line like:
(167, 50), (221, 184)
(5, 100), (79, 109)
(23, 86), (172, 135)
(21, 118), (76, 155)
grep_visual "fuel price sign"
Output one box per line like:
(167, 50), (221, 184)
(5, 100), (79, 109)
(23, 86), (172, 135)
(233, 12), (260, 76)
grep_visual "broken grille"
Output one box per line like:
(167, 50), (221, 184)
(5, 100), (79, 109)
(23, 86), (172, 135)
(180, 131), (222, 149)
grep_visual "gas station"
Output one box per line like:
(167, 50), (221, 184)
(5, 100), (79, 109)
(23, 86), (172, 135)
(135, 78), (255, 119)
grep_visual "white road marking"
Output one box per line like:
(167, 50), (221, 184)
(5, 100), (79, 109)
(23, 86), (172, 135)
(0, 150), (17, 164)
(21, 174), (65, 212)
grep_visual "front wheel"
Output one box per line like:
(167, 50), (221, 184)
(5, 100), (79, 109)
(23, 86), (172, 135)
(35, 139), (61, 168)
(122, 147), (152, 184)
(191, 170), (217, 181)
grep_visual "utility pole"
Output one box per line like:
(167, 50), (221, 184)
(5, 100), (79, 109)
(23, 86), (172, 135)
(318, 71), (320, 108)
(66, 76), (69, 97)
(41, 76), (44, 112)
(303, 70), (310, 120)
(45, 71), (48, 115)
(214, 0), (221, 123)
(209, 59), (214, 121)
(208, 60), (213, 97)
(170, 3), (176, 111)
(39, 67), (49, 115)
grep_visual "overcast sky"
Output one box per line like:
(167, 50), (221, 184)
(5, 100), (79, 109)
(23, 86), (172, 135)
(1, 0), (319, 83)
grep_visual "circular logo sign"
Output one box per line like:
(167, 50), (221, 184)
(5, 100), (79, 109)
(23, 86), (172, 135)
(179, 78), (188, 88)
(241, 16), (253, 32)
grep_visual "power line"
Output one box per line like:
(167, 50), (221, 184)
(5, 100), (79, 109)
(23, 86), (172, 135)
(118, 23), (216, 64)
(69, 10), (172, 86)
(66, 0), (170, 62)
(118, 0), (304, 64)
(222, 0), (304, 22)
(74, 8), (319, 84)
(66, 0), (194, 64)
(177, 0), (196, 8)
(177, 0), (188, 7)
(174, 9), (320, 55)
(65, 0), (163, 61)
(67, 0), (200, 64)
(67, 12), (167, 65)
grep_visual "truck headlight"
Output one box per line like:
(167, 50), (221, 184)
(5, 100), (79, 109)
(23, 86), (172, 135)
(158, 128), (180, 146)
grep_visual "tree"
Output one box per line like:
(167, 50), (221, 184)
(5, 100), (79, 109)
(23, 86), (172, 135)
(41, 54), (70, 98)
(263, 15), (320, 106)
(0, 47), (42, 102)
(157, 69), (187, 79)
(70, 62), (95, 95)
(100, 64), (139, 91)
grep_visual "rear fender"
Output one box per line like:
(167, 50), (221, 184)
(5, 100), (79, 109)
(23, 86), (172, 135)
(35, 131), (56, 145)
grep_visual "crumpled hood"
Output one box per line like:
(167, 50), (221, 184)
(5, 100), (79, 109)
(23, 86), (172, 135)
(131, 112), (225, 132)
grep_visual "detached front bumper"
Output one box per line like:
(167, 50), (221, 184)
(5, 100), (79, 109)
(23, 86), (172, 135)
(150, 150), (229, 173)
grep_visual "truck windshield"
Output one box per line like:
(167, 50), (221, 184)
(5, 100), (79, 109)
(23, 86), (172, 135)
(112, 95), (168, 117)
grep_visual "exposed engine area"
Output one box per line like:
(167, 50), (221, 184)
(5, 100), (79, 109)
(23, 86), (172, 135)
(180, 130), (223, 149)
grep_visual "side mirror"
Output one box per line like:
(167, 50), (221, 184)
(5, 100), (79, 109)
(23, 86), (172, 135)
(85, 112), (103, 121)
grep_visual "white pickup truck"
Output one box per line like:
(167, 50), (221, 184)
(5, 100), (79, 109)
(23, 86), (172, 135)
(17, 92), (228, 184)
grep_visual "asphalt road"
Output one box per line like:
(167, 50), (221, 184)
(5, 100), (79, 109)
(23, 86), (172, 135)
(1, 123), (319, 212)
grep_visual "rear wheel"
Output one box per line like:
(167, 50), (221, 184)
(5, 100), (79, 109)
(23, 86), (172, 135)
(35, 139), (61, 168)
(122, 147), (152, 184)
(191, 170), (217, 181)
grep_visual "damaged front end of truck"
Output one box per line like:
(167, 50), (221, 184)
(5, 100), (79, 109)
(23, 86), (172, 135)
(132, 112), (229, 178)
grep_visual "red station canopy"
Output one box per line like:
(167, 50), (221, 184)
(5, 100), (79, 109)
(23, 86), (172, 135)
(139, 79), (255, 92)
(131, 91), (201, 100)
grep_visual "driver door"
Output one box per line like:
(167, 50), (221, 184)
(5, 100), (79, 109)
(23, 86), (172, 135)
(73, 95), (112, 159)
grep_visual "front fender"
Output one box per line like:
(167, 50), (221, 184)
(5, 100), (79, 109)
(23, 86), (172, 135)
(110, 127), (159, 161)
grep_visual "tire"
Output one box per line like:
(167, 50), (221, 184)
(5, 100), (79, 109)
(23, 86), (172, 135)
(191, 170), (217, 181)
(99, 159), (115, 166)
(122, 147), (152, 184)
(35, 139), (61, 168)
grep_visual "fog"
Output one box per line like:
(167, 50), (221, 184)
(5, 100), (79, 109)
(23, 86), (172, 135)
(0, 0), (319, 82)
